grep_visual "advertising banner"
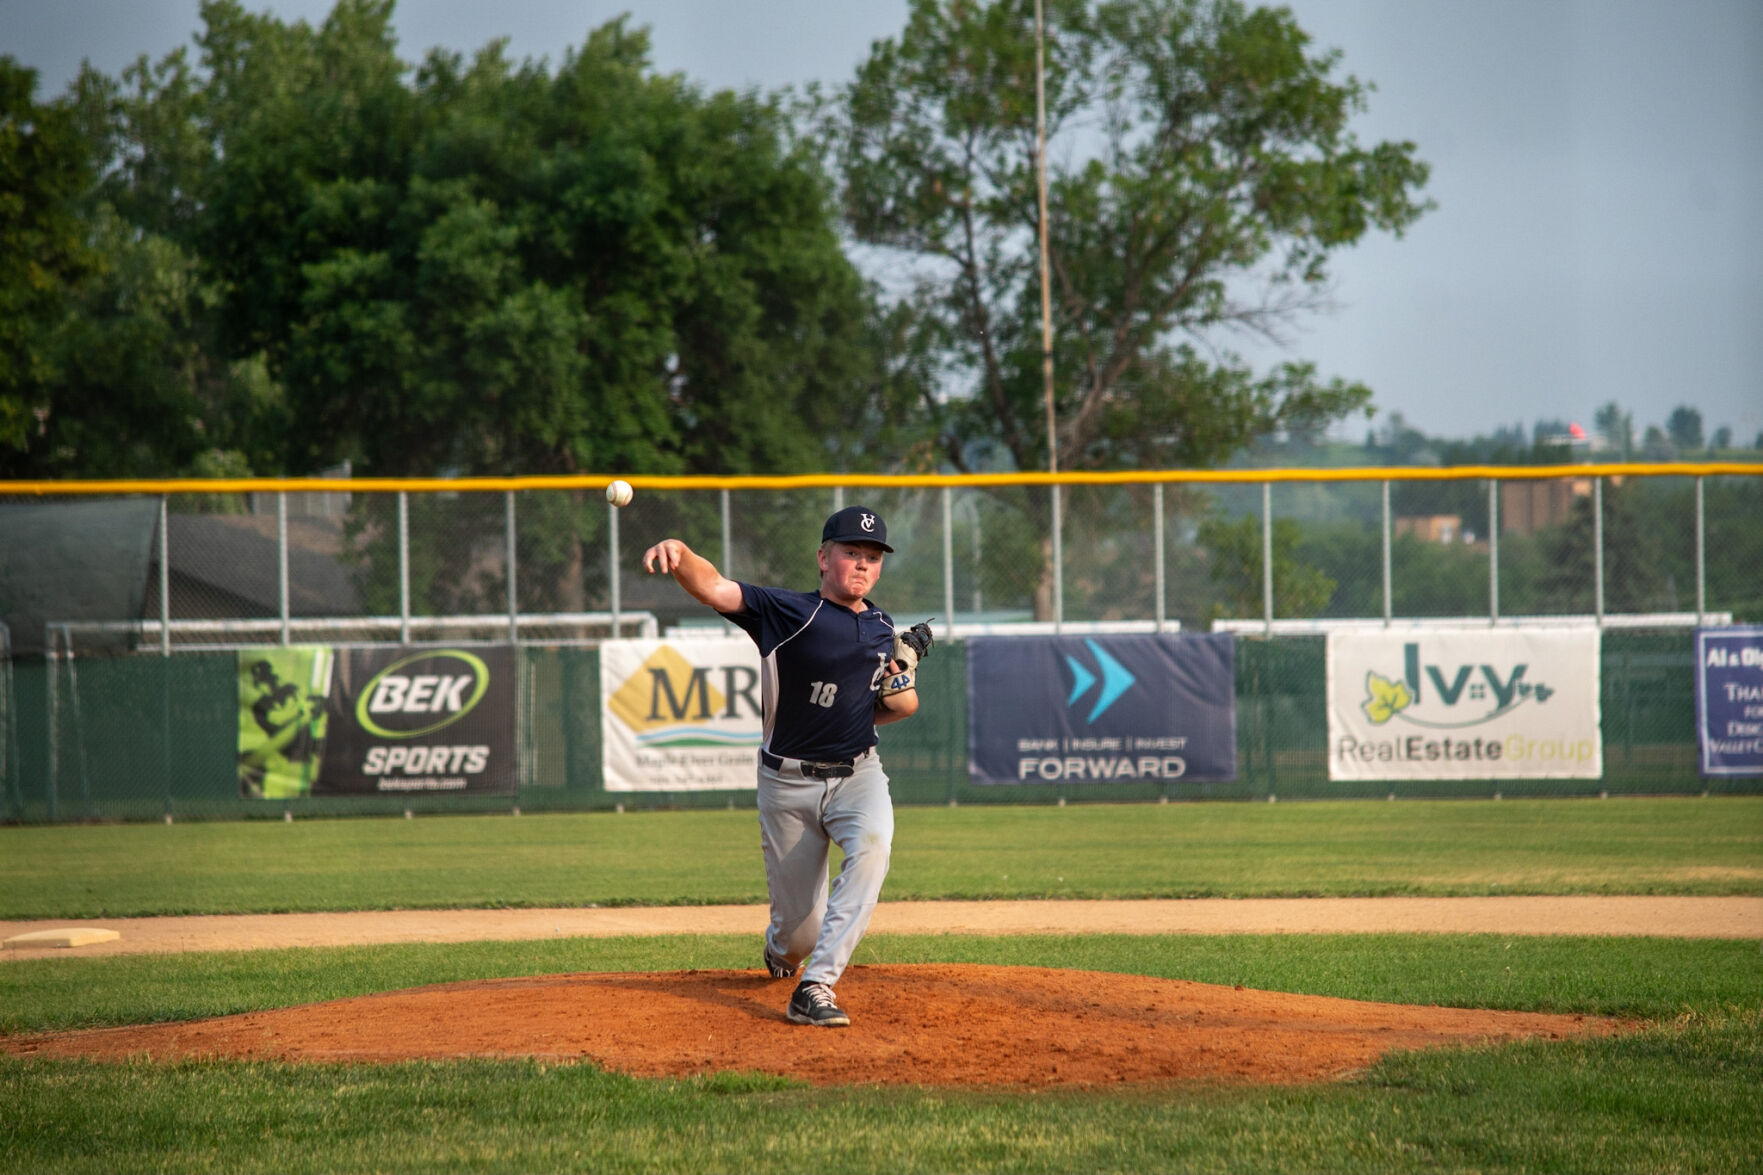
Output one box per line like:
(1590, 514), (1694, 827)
(600, 637), (763, 791)
(966, 633), (1236, 785)
(1694, 626), (1763, 777)
(236, 646), (333, 799)
(1326, 628), (1601, 780)
(236, 645), (516, 797)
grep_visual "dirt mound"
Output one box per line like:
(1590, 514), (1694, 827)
(2, 964), (1625, 1086)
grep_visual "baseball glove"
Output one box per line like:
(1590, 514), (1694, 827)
(878, 620), (934, 698)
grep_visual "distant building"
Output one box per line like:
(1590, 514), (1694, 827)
(1500, 478), (1593, 536)
(1394, 514), (1464, 543)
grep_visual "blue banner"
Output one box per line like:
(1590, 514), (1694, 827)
(1695, 626), (1763, 777)
(966, 633), (1237, 785)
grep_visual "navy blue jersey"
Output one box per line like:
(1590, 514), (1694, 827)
(721, 584), (897, 761)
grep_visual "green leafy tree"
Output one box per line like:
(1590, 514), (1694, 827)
(1539, 482), (1664, 615)
(146, 1), (884, 485)
(1666, 405), (1704, 452)
(1197, 513), (1333, 620)
(56, 1), (894, 609)
(0, 60), (95, 459)
(0, 57), (267, 480)
(1593, 400), (1633, 459)
(834, 0), (1430, 614)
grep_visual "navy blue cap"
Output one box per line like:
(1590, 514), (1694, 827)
(821, 505), (893, 552)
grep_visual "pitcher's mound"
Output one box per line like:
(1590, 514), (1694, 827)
(4, 964), (1625, 1086)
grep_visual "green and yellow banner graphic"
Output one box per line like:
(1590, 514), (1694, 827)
(237, 647), (333, 798)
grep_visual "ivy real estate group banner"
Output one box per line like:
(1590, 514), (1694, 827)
(1327, 627), (1602, 781)
(236, 646), (517, 798)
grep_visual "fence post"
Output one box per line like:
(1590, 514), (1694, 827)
(277, 491), (289, 646)
(45, 624), (58, 823)
(160, 644), (173, 820)
(0, 623), (15, 823)
(941, 487), (954, 626)
(505, 490), (518, 644)
(720, 489), (732, 576)
(1381, 480), (1392, 627)
(159, 496), (171, 656)
(1593, 477), (1605, 625)
(1153, 483), (1166, 633)
(1052, 484), (1064, 631)
(398, 490), (411, 644)
(608, 493), (622, 638)
(1695, 476), (1706, 624)
(1261, 482), (1273, 637)
(1488, 479), (1500, 625)
(156, 494), (173, 819)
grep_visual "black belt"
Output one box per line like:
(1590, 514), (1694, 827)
(760, 749), (869, 779)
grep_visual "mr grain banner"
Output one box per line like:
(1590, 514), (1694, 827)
(1326, 627), (1601, 781)
(600, 637), (763, 791)
(236, 645), (516, 798)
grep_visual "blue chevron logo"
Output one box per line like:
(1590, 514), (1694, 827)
(1064, 639), (1136, 722)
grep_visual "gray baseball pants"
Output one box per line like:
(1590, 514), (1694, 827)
(757, 751), (894, 987)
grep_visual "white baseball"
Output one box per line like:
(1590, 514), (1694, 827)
(605, 479), (633, 507)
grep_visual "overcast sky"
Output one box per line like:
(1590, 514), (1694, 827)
(5, 0), (1760, 445)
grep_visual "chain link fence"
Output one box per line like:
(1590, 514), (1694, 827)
(3, 465), (1759, 820)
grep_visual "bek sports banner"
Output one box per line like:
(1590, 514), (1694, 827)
(1326, 628), (1601, 780)
(1694, 626), (1763, 777)
(236, 645), (516, 797)
(966, 633), (1237, 786)
(600, 637), (763, 791)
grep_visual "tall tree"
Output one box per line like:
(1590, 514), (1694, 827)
(176, 1), (889, 608)
(1665, 405), (1704, 452)
(1593, 400), (1632, 459)
(162, 1), (884, 482)
(0, 60), (95, 459)
(0, 56), (266, 479)
(834, 0), (1429, 613)
(1539, 482), (1663, 615)
(836, 0), (1429, 473)
(1199, 513), (1334, 620)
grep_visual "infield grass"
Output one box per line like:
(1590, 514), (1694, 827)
(3, 935), (1760, 1174)
(3, 795), (1759, 918)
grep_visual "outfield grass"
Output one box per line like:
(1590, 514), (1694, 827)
(4, 800), (1760, 1173)
(4, 935), (1760, 1174)
(4, 796), (1759, 918)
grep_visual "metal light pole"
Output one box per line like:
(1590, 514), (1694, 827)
(1035, 0), (1063, 627)
(1036, 0), (1054, 472)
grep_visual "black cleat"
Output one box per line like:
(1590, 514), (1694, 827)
(787, 981), (850, 1027)
(763, 944), (799, 980)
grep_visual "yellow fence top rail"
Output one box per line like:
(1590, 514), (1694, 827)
(2, 462), (1759, 496)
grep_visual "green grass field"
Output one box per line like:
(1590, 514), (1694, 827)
(3, 798), (1761, 1173)
(4, 796), (1759, 917)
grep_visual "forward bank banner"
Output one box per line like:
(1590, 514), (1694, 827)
(237, 645), (516, 797)
(1694, 626), (1763, 776)
(600, 637), (763, 791)
(966, 633), (1237, 786)
(1326, 628), (1601, 781)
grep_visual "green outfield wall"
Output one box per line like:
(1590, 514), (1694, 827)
(1, 629), (1746, 824)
